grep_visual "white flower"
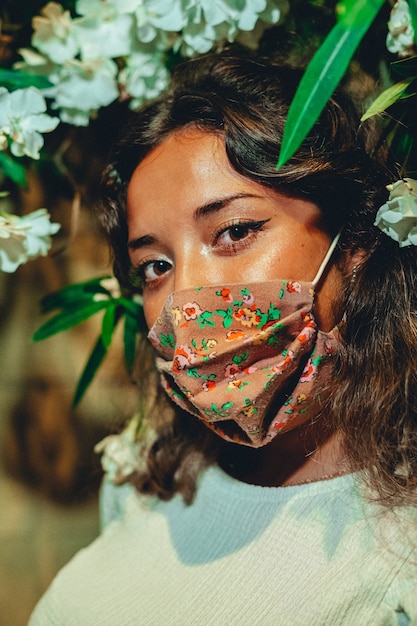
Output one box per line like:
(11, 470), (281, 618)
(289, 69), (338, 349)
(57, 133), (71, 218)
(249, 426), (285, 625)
(14, 47), (59, 82)
(73, 12), (136, 60)
(0, 208), (60, 272)
(173, 0), (284, 55)
(139, 0), (187, 32)
(236, 0), (271, 31)
(45, 58), (119, 126)
(180, 22), (225, 55)
(387, 0), (415, 57)
(0, 87), (59, 159)
(94, 413), (156, 484)
(95, 431), (141, 482)
(32, 1), (79, 63)
(0, 224), (27, 273)
(76, 0), (141, 19)
(134, 0), (185, 44)
(374, 178), (417, 247)
(21, 208), (61, 257)
(119, 49), (170, 107)
(94, 413), (154, 483)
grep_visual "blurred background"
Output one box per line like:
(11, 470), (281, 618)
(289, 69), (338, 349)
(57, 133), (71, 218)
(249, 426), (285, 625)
(0, 166), (139, 624)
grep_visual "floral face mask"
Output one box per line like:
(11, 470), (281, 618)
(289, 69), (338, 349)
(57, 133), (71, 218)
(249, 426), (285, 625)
(147, 236), (341, 447)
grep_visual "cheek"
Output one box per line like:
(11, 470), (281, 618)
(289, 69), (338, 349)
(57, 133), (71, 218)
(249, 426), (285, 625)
(143, 293), (166, 329)
(314, 264), (344, 331)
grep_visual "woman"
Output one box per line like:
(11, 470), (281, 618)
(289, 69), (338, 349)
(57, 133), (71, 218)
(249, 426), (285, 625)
(30, 51), (417, 624)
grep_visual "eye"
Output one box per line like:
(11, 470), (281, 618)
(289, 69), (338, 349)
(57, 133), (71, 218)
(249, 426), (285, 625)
(214, 219), (270, 249)
(130, 258), (172, 288)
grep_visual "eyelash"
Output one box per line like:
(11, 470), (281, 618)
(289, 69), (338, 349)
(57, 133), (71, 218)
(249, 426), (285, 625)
(213, 219), (270, 253)
(130, 219), (270, 289)
(129, 258), (172, 290)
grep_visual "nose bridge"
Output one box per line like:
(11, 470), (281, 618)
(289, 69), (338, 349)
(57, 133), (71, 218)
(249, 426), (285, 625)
(173, 246), (208, 292)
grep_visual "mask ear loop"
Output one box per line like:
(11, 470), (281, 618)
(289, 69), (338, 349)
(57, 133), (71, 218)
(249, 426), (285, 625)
(311, 231), (342, 288)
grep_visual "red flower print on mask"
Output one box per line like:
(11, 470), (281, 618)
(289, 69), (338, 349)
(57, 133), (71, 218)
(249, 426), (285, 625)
(270, 350), (295, 374)
(172, 344), (196, 373)
(217, 288), (233, 303)
(300, 357), (319, 382)
(202, 380), (216, 391)
(287, 281), (301, 293)
(182, 302), (203, 321)
(226, 329), (247, 341)
(224, 363), (241, 379)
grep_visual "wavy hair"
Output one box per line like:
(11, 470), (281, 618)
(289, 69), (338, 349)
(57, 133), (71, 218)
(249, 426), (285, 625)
(98, 51), (417, 506)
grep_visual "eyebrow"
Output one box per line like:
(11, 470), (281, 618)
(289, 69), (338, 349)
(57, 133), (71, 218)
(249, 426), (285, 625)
(194, 192), (262, 220)
(128, 192), (262, 251)
(128, 233), (156, 251)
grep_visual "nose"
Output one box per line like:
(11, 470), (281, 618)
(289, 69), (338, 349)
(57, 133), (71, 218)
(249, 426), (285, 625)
(173, 249), (212, 293)
(143, 248), (214, 329)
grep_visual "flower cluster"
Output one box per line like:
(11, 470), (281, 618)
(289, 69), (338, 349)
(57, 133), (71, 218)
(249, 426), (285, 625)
(16, 0), (286, 127)
(0, 207), (60, 272)
(0, 87), (59, 159)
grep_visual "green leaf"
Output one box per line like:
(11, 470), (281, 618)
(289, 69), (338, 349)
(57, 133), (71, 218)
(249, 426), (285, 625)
(117, 296), (145, 320)
(277, 0), (385, 168)
(0, 152), (27, 186)
(123, 312), (140, 374)
(361, 78), (415, 121)
(390, 55), (417, 78)
(101, 303), (117, 349)
(33, 300), (111, 341)
(408, 0), (417, 37)
(40, 276), (112, 312)
(0, 69), (52, 91)
(73, 336), (108, 406)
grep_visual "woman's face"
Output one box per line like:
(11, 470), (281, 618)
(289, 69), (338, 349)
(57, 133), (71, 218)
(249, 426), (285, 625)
(127, 129), (343, 330)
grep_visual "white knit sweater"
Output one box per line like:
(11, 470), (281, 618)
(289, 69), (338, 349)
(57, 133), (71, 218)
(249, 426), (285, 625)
(30, 466), (417, 625)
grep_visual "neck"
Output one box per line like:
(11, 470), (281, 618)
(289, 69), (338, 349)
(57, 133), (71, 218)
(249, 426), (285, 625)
(218, 421), (349, 487)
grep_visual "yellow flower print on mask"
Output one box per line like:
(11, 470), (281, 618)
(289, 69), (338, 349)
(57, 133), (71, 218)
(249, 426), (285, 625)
(170, 307), (183, 326)
(233, 306), (261, 327)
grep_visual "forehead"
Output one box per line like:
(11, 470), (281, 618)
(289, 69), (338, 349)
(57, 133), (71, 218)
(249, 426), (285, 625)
(128, 129), (249, 192)
(126, 129), (278, 226)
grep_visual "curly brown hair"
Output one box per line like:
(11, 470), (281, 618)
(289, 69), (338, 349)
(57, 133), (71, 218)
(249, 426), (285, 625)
(98, 50), (417, 507)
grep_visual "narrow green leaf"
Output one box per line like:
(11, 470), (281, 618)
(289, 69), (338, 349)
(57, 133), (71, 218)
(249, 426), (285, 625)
(117, 296), (144, 318)
(361, 78), (414, 121)
(101, 303), (117, 349)
(408, 0), (417, 37)
(33, 300), (110, 341)
(41, 293), (101, 313)
(391, 56), (417, 78)
(0, 152), (27, 186)
(123, 312), (140, 374)
(73, 336), (107, 406)
(277, 0), (385, 168)
(118, 297), (147, 334)
(0, 69), (52, 90)
(40, 276), (112, 312)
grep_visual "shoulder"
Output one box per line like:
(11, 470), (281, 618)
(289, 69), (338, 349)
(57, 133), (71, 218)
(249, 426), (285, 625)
(99, 475), (138, 529)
